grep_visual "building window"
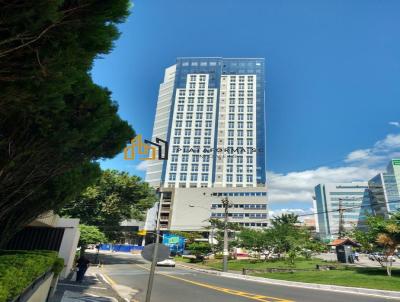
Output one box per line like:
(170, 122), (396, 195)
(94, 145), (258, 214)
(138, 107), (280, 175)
(187, 105), (193, 111)
(194, 137), (201, 144)
(237, 156), (243, 163)
(226, 174), (233, 182)
(204, 137), (211, 144)
(173, 137), (180, 144)
(182, 155), (189, 162)
(227, 165), (233, 173)
(247, 122), (253, 128)
(188, 97), (194, 103)
(228, 130), (234, 137)
(191, 164), (198, 171)
(190, 75), (196, 81)
(236, 174), (243, 182)
(193, 155), (200, 162)
(174, 129), (181, 136)
(247, 114), (253, 121)
(203, 155), (210, 162)
(175, 121), (182, 127)
(186, 113), (193, 119)
(169, 173), (176, 181)
(199, 75), (206, 82)
(206, 113), (212, 120)
(206, 121), (212, 127)
(186, 121), (192, 127)
(207, 97), (214, 103)
(170, 164), (177, 171)
(237, 122), (244, 129)
(185, 129), (191, 136)
(247, 138), (253, 145)
(194, 129), (201, 136)
(180, 173), (187, 181)
(238, 114), (244, 121)
(238, 106), (244, 112)
(205, 129), (211, 136)
(246, 156), (253, 164)
(177, 105), (184, 111)
(195, 121), (202, 127)
(201, 174), (209, 181)
(196, 113), (203, 119)
(228, 138), (234, 146)
(228, 122), (234, 129)
(202, 164), (209, 172)
(191, 174), (198, 181)
(171, 155), (178, 162)
(246, 175), (253, 182)
(229, 114), (235, 121)
(237, 138), (243, 145)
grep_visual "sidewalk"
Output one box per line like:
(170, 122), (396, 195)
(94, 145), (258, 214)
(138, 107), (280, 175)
(49, 266), (123, 302)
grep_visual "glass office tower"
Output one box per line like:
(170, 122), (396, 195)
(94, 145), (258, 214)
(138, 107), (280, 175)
(145, 57), (268, 231)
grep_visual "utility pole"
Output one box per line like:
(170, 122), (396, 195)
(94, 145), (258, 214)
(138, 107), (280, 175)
(338, 198), (345, 239)
(145, 190), (162, 302)
(221, 197), (230, 272)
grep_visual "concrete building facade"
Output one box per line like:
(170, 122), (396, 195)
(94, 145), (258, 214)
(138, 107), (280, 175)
(145, 57), (268, 231)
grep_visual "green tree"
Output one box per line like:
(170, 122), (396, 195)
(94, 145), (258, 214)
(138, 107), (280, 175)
(237, 228), (273, 260)
(60, 170), (156, 240)
(0, 0), (133, 246)
(78, 224), (107, 256)
(187, 242), (212, 256)
(353, 212), (400, 276)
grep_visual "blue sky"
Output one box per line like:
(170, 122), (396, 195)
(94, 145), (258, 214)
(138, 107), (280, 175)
(93, 0), (400, 212)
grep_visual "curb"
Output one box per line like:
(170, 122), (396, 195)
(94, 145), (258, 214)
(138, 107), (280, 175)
(176, 263), (400, 300)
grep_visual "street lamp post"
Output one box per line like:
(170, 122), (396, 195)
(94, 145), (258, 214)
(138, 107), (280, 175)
(145, 191), (162, 302)
(221, 197), (230, 272)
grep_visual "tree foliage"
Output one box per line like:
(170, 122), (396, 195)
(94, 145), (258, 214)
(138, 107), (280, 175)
(187, 242), (212, 256)
(78, 224), (107, 248)
(352, 212), (400, 276)
(60, 170), (156, 239)
(0, 0), (133, 245)
(237, 214), (324, 264)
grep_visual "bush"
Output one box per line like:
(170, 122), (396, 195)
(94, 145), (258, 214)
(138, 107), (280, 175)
(0, 250), (62, 302)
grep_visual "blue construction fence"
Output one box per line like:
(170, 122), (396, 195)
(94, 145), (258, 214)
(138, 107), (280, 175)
(99, 244), (144, 253)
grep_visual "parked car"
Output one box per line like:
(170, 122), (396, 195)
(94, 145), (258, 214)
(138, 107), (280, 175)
(157, 257), (176, 267)
(368, 253), (396, 262)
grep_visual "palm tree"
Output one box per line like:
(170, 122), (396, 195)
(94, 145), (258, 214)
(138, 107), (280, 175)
(271, 213), (300, 226)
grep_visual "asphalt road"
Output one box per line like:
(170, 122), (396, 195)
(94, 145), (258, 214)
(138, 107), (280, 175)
(96, 252), (397, 302)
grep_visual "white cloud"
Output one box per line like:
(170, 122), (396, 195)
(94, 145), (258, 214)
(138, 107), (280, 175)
(344, 133), (400, 166)
(268, 133), (400, 206)
(135, 161), (148, 172)
(389, 121), (400, 128)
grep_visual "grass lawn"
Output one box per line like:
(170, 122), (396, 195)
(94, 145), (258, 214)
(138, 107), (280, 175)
(255, 267), (400, 291)
(195, 258), (400, 291)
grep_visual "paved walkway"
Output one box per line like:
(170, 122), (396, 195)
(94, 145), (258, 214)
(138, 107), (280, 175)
(49, 267), (123, 302)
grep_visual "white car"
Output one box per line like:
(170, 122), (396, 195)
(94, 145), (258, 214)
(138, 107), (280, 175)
(157, 258), (176, 267)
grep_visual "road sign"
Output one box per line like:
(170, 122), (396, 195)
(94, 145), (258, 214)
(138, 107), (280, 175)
(141, 243), (170, 262)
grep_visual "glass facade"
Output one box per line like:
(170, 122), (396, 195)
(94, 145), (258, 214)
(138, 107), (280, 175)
(369, 160), (400, 218)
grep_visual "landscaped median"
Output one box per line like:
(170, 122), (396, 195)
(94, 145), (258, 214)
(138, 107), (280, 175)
(175, 257), (400, 292)
(0, 250), (64, 302)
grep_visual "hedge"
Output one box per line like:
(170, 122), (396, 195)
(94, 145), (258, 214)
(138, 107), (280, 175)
(0, 250), (64, 302)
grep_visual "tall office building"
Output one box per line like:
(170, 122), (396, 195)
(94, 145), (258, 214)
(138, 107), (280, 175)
(369, 159), (400, 218)
(145, 57), (268, 231)
(314, 182), (372, 241)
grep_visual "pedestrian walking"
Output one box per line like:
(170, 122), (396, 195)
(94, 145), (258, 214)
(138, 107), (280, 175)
(354, 251), (360, 262)
(76, 255), (90, 282)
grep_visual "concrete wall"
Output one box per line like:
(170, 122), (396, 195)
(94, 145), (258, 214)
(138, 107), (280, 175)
(168, 186), (268, 231)
(26, 272), (54, 302)
(56, 218), (80, 279)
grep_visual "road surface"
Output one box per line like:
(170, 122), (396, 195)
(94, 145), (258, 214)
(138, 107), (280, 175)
(96, 252), (396, 302)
